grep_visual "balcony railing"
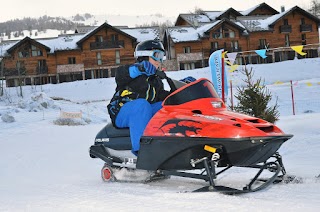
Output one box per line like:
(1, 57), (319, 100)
(4, 68), (26, 77)
(224, 47), (242, 52)
(90, 40), (125, 50)
(300, 24), (312, 32)
(279, 25), (292, 33)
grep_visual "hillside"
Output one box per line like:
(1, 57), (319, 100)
(0, 13), (175, 41)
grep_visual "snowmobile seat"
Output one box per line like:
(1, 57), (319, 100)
(104, 123), (130, 138)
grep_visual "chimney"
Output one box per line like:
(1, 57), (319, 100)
(281, 6), (285, 12)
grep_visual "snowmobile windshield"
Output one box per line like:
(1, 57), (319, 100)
(164, 78), (219, 106)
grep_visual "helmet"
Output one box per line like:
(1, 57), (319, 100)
(134, 40), (165, 62)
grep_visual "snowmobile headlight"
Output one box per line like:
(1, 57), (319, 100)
(211, 101), (222, 108)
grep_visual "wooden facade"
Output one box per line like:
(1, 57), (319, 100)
(1, 23), (140, 87)
(0, 3), (319, 86)
(164, 4), (320, 70)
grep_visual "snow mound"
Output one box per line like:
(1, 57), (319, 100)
(1, 113), (15, 123)
(53, 117), (90, 126)
(18, 92), (57, 112)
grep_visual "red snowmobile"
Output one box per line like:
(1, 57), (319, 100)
(89, 71), (293, 194)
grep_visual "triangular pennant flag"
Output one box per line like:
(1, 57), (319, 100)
(255, 49), (267, 59)
(293, 81), (299, 86)
(274, 81), (283, 85)
(291, 45), (307, 56)
(226, 52), (238, 65)
(228, 64), (239, 73)
(226, 61), (232, 66)
(222, 51), (228, 58)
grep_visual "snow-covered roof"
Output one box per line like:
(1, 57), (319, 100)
(166, 26), (200, 43)
(121, 27), (160, 42)
(238, 6), (296, 32)
(202, 11), (224, 21)
(168, 19), (247, 43)
(0, 41), (18, 57)
(179, 14), (212, 25)
(0, 23), (162, 55)
(37, 34), (85, 53)
(241, 4), (262, 16)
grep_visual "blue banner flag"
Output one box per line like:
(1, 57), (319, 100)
(209, 49), (228, 102)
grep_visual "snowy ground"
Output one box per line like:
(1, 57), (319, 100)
(1, 58), (320, 211)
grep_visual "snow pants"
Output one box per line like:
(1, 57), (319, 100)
(115, 99), (162, 155)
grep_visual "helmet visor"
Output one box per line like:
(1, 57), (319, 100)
(150, 50), (165, 62)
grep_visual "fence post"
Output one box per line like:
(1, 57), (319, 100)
(290, 80), (296, 115)
(230, 80), (234, 110)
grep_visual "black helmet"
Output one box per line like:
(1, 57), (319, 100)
(134, 40), (165, 61)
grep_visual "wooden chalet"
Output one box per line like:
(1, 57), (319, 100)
(163, 3), (320, 70)
(0, 23), (160, 87)
(0, 2), (320, 86)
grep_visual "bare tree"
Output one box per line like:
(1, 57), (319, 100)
(308, 0), (320, 17)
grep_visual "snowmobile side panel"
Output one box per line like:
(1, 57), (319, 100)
(136, 135), (292, 170)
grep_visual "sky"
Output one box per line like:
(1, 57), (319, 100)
(0, 0), (313, 22)
(1, 58), (320, 211)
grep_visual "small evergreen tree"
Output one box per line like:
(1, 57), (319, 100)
(233, 67), (279, 123)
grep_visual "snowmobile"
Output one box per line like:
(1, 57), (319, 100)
(89, 71), (293, 194)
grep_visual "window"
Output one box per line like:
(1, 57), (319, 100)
(115, 50), (120, 64)
(68, 57), (76, 64)
(95, 35), (103, 42)
(224, 28), (230, 38)
(259, 39), (267, 48)
(231, 41), (239, 50)
(31, 45), (43, 57)
(183, 63), (195, 70)
(285, 34), (290, 47)
(97, 52), (102, 65)
(211, 42), (219, 49)
(229, 30), (235, 38)
(183, 46), (191, 53)
(18, 47), (30, 58)
(301, 18), (305, 25)
(283, 19), (289, 25)
(111, 34), (119, 42)
(38, 60), (46, 68)
(212, 29), (222, 39)
(16, 61), (25, 69)
(301, 34), (306, 45)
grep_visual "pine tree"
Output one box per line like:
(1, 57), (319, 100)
(233, 67), (279, 123)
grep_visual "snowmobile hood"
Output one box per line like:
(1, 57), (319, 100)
(144, 78), (285, 138)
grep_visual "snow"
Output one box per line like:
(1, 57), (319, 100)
(1, 58), (320, 211)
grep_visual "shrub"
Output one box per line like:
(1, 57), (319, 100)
(233, 67), (280, 123)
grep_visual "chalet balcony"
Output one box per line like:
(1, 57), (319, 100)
(36, 65), (48, 75)
(57, 64), (84, 74)
(300, 24), (312, 32)
(279, 25), (292, 33)
(90, 40), (125, 50)
(4, 68), (26, 77)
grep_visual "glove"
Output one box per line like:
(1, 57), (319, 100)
(129, 61), (156, 78)
(139, 61), (156, 76)
(180, 76), (196, 84)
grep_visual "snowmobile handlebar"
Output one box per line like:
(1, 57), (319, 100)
(155, 69), (179, 92)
